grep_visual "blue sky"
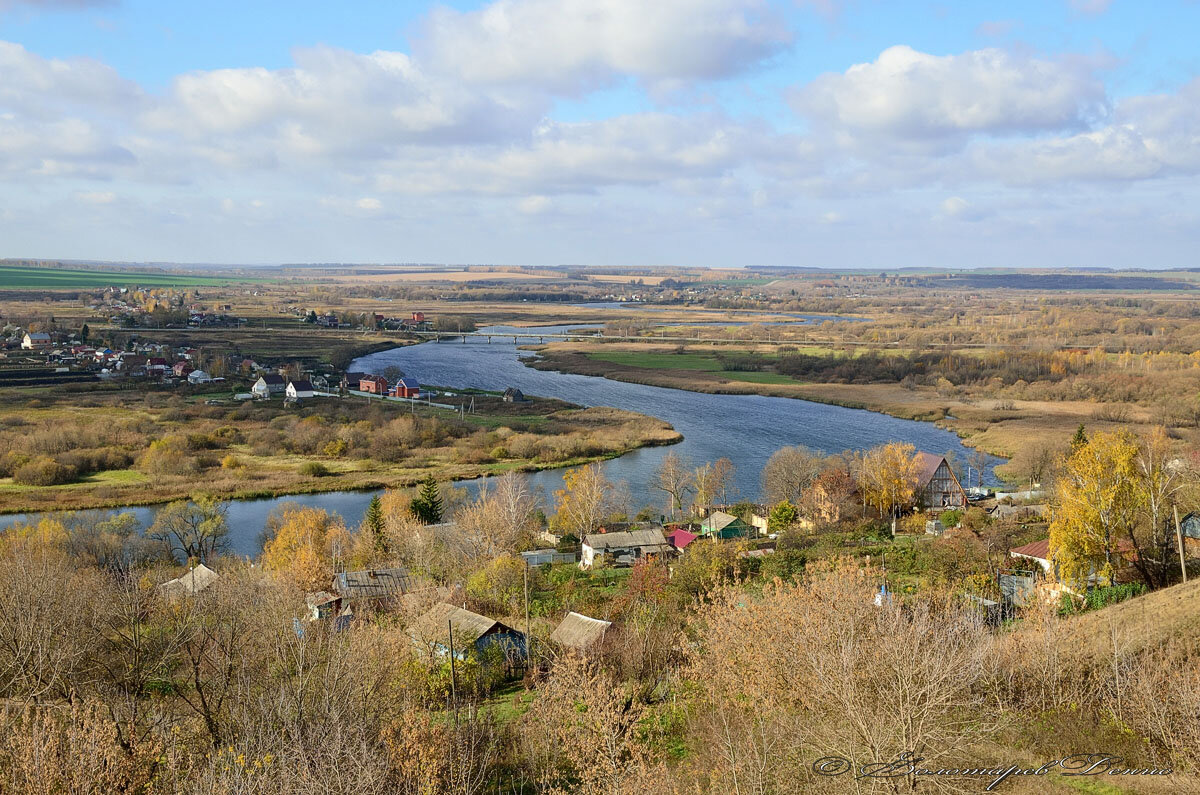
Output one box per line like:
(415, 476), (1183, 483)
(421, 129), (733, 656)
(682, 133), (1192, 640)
(2, 0), (1199, 267)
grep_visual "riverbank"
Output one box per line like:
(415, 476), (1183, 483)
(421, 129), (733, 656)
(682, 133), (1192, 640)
(524, 343), (1169, 482)
(0, 388), (681, 515)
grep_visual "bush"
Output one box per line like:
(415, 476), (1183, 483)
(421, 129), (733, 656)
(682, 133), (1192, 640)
(938, 509), (963, 528)
(220, 454), (244, 470)
(299, 461), (330, 477)
(13, 456), (76, 486)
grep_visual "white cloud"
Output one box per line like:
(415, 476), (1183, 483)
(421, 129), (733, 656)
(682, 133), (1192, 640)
(74, 190), (116, 204)
(355, 197), (382, 211)
(518, 195), (550, 214)
(418, 0), (790, 93)
(793, 45), (1107, 146)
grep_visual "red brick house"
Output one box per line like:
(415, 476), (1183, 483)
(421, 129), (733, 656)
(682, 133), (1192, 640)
(391, 377), (420, 398)
(360, 375), (388, 394)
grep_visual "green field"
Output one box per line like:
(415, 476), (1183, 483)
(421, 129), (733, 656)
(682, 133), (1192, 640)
(586, 351), (728, 371)
(0, 264), (265, 289)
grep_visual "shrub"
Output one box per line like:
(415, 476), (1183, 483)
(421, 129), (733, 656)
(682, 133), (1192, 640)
(220, 454), (244, 470)
(13, 457), (76, 486)
(938, 509), (963, 528)
(299, 461), (330, 477)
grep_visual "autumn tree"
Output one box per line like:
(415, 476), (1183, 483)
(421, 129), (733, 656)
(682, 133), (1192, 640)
(551, 463), (620, 537)
(692, 457), (734, 516)
(261, 505), (351, 590)
(653, 450), (693, 519)
(148, 496), (230, 564)
(1050, 430), (1142, 589)
(856, 442), (918, 521)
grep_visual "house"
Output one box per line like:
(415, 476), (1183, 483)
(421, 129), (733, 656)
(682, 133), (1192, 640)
(502, 387), (527, 403)
(158, 564), (220, 598)
(550, 612), (612, 651)
(187, 369), (212, 384)
(21, 332), (51, 349)
(581, 527), (671, 569)
(665, 528), (698, 551)
(252, 373), (286, 398)
(146, 357), (169, 374)
(913, 452), (967, 510)
(305, 591), (342, 620)
(173, 361), (194, 378)
(1179, 512), (1200, 559)
(411, 311), (426, 323)
(286, 379), (314, 399)
(392, 377), (420, 399)
(519, 549), (577, 567)
(359, 375), (388, 395)
(698, 511), (751, 540)
(341, 372), (368, 392)
(332, 567), (415, 603)
(1009, 537), (1138, 602)
(410, 602), (526, 663)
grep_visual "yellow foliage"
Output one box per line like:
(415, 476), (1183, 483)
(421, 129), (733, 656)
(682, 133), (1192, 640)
(261, 506), (350, 591)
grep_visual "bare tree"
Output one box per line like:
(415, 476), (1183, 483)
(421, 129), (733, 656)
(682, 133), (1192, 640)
(653, 451), (694, 520)
(761, 445), (823, 507)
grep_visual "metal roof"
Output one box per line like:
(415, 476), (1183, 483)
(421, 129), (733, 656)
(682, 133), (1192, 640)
(583, 528), (669, 550)
(411, 602), (516, 643)
(333, 567), (413, 600)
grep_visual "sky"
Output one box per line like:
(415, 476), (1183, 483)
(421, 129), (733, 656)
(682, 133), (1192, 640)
(1, 0), (1199, 269)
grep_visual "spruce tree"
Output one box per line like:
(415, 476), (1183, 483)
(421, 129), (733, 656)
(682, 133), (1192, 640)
(411, 475), (443, 524)
(1070, 423), (1088, 452)
(363, 495), (386, 552)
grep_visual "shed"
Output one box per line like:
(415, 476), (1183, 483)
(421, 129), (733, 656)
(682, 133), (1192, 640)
(550, 612), (612, 651)
(520, 549), (576, 567)
(1179, 512), (1200, 558)
(502, 387), (527, 403)
(410, 602), (526, 663)
(698, 511), (750, 540)
(665, 528), (698, 551)
(187, 370), (212, 384)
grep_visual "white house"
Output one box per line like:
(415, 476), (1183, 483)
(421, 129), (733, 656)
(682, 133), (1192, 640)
(252, 373), (286, 398)
(286, 379), (315, 399)
(580, 528), (671, 569)
(22, 332), (51, 350)
(187, 370), (212, 384)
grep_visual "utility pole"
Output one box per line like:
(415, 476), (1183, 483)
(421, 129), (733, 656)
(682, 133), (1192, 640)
(1175, 506), (1189, 583)
(524, 566), (532, 672)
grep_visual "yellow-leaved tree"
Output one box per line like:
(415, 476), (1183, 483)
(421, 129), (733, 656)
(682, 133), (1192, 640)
(1049, 429), (1142, 590)
(857, 442), (918, 520)
(261, 505), (351, 591)
(551, 463), (620, 538)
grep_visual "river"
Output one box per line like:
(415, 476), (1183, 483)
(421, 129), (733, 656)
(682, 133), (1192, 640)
(0, 324), (1001, 556)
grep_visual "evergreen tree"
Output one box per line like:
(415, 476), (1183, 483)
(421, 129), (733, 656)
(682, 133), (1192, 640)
(411, 475), (443, 524)
(1070, 423), (1089, 452)
(363, 495), (386, 552)
(80, 323), (89, 343)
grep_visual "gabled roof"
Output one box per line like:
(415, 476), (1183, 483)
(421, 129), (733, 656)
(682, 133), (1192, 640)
(288, 379), (314, 391)
(158, 563), (220, 596)
(333, 567), (413, 600)
(913, 452), (948, 488)
(397, 377), (420, 389)
(258, 373), (285, 385)
(583, 528), (669, 550)
(700, 511), (741, 533)
(1009, 539), (1051, 561)
(666, 528), (698, 549)
(550, 612), (612, 650)
(411, 602), (516, 643)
